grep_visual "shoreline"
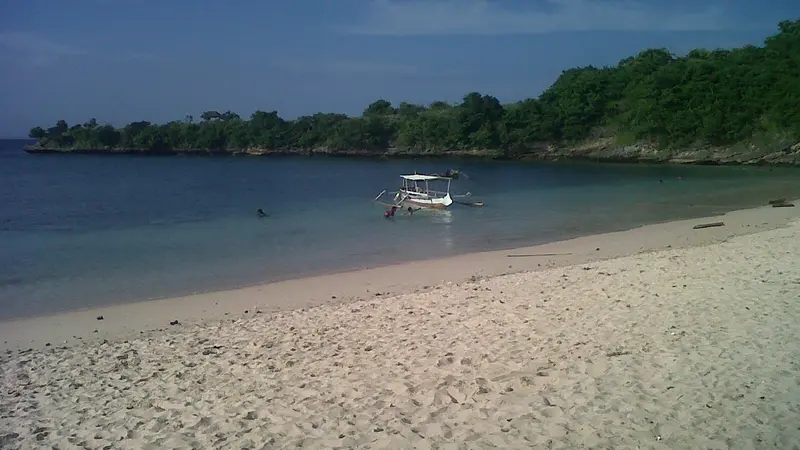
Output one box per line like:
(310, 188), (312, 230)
(21, 145), (800, 167)
(2, 199), (798, 351)
(3, 199), (800, 448)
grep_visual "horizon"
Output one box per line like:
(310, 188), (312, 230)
(1, 0), (798, 138)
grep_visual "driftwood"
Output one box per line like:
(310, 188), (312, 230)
(693, 222), (725, 229)
(507, 252), (573, 257)
(768, 197), (794, 208)
(455, 200), (485, 207)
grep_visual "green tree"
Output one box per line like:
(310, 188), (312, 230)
(96, 124), (121, 147)
(362, 99), (395, 117)
(200, 111), (221, 121)
(29, 126), (46, 139)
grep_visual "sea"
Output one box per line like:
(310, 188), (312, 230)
(2, 138), (799, 319)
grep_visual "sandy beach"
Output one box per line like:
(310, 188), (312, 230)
(2, 202), (800, 449)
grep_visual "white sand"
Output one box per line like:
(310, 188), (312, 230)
(2, 204), (800, 449)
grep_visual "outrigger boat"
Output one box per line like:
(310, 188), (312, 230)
(374, 173), (483, 210)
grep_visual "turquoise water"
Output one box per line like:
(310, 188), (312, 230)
(2, 139), (799, 319)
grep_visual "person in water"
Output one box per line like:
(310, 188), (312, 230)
(407, 206), (415, 216)
(257, 208), (267, 218)
(384, 206), (398, 219)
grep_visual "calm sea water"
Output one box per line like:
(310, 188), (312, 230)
(2, 139), (799, 319)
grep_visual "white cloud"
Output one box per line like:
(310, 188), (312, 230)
(0, 31), (159, 68)
(337, 0), (729, 36)
(112, 52), (160, 63)
(0, 32), (88, 67)
(271, 59), (422, 76)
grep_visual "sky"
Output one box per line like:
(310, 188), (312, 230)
(0, 0), (797, 137)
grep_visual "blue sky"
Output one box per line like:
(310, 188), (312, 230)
(0, 0), (797, 137)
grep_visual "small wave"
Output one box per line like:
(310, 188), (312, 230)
(0, 277), (26, 287)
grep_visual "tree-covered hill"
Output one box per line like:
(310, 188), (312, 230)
(26, 20), (800, 164)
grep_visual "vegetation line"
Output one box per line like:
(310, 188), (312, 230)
(25, 20), (800, 165)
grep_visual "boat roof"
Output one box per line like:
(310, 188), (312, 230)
(401, 174), (448, 181)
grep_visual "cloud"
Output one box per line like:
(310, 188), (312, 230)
(271, 59), (422, 76)
(112, 52), (160, 63)
(0, 32), (88, 67)
(0, 31), (160, 68)
(337, 0), (729, 36)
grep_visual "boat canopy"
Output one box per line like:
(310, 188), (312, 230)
(400, 174), (448, 181)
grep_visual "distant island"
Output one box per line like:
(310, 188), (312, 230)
(25, 20), (800, 166)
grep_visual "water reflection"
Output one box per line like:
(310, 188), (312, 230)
(430, 209), (453, 224)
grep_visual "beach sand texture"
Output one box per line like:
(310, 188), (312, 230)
(3, 220), (800, 449)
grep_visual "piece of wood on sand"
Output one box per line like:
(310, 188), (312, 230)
(507, 252), (573, 257)
(693, 222), (725, 230)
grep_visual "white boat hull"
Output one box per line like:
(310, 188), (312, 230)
(394, 191), (453, 209)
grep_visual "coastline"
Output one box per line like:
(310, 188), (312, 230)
(22, 142), (800, 166)
(1, 199), (798, 351)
